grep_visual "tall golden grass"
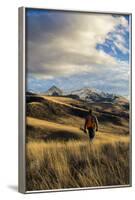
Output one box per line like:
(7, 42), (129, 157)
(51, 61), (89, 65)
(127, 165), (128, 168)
(26, 140), (129, 191)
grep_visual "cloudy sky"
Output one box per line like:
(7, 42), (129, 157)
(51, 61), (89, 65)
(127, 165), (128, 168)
(26, 8), (131, 97)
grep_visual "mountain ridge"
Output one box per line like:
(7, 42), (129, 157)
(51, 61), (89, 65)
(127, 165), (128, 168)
(37, 85), (128, 104)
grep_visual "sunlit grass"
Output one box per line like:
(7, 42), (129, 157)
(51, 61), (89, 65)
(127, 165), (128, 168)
(26, 140), (130, 191)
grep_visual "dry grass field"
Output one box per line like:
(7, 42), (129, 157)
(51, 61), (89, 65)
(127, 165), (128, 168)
(26, 94), (130, 191)
(26, 140), (129, 191)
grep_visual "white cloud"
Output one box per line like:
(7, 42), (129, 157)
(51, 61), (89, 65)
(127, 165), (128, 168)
(27, 11), (129, 82)
(114, 40), (129, 54)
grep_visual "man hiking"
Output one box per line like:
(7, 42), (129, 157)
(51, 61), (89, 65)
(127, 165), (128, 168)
(84, 109), (98, 141)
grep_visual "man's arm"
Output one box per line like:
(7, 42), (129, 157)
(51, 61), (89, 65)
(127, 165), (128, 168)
(94, 116), (99, 131)
(84, 117), (88, 132)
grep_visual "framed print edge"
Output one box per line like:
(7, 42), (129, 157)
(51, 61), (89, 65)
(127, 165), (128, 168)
(129, 13), (132, 187)
(18, 7), (26, 194)
(18, 7), (132, 194)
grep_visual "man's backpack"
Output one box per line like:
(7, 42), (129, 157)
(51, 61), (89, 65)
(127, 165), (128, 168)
(86, 115), (96, 128)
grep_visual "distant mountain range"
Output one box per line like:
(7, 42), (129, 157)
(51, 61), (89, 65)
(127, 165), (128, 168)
(28, 85), (129, 104)
(69, 87), (128, 104)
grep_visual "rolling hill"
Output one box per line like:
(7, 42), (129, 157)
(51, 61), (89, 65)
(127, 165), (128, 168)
(26, 89), (130, 191)
(26, 91), (129, 139)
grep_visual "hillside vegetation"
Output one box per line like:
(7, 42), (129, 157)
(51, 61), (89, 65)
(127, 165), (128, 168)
(26, 140), (130, 191)
(26, 94), (129, 135)
(26, 92), (130, 191)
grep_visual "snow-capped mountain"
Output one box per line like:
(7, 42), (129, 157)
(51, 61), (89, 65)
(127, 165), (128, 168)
(42, 85), (128, 104)
(70, 87), (100, 101)
(45, 85), (63, 96)
(69, 87), (128, 103)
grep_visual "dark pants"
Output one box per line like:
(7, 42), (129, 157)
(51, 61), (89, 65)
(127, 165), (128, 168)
(87, 128), (95, 140)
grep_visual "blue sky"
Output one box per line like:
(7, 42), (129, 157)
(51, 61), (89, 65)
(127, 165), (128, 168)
(26, 9), (130, 97)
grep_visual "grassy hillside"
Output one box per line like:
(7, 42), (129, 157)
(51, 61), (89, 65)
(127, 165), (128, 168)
(26, 116), (129, 143)
(26, 94), (129, 135)
(26, 93), (130, 191)
(26, 140), (130, 191)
